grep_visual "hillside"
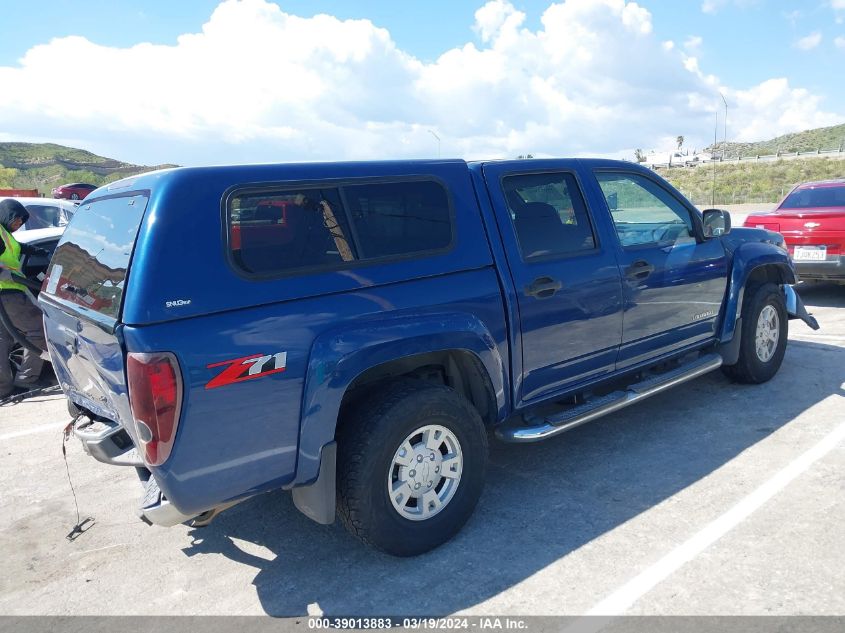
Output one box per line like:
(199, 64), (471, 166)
(706, 122), (845, 159)
(660, 157), (845, 206)
(0, 142), (177, 196)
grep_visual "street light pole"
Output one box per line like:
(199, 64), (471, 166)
(428, 130), (441, 158)
(720, 92), (728, 159)
(712, 109), (718, 207)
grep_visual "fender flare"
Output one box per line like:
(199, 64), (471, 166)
(292, 312), (507, 489)
(719, 242), (796, 343)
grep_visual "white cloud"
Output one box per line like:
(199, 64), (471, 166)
(836, 36), (845, 48)
(794, 31), (823, 50)
(832, 0), (845, 9)
(684, 35), (703, 53)
(701, 0), (759, 14)
(783, 9), (802, 24)
(726, 79), (842, 142)
(0, 0), (841, 165)
(473, 0), (526, 43)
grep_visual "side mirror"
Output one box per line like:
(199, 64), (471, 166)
(607, 192), (618, 211)
(702, 208), (731, 238)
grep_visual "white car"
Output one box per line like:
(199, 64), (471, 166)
(0, 197), (77, 232)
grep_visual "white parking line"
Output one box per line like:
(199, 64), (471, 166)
(583, 416), (845, 617)
(790, 333), (845, 343)
(0, 421), (67, 441)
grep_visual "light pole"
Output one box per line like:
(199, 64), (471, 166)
(428, 130), (441, 158)
(712, 109), (718, 206)
(720, 92), (728, 159)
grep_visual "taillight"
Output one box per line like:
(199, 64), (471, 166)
(127, 352), (183, 467)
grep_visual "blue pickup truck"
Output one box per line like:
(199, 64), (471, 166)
(39, 158), (818, 556)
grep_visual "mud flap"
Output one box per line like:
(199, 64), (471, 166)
(292, 441), (337, 525)
(717, 318), (742, 366)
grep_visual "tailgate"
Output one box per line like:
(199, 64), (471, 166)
(40, 299), (131, 426)
(38, 192), (148, 430)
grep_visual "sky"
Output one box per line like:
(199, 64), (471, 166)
(0, 0), (844, 166)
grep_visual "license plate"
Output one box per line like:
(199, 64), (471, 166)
(793, 246), (827, 261)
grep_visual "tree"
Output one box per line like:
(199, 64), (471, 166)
(634, 149), (646, 163)
(676, 135), (685, 150)
(0, 164), (17, 188)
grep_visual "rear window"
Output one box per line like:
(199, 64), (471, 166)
(228, 179), (453, 276)
(44, 194), (147, 320)
(780, 185), (845, 209)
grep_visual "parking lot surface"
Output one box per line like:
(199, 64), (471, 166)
(0, 283), (842, 617)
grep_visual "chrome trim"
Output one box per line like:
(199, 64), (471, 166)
(73, 416), (143, 467)
(498, 353), (723, 443)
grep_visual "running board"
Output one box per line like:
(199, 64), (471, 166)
(496, 353), (723, 443)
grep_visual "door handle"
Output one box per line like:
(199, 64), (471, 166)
(625, 260), (655, 280)
(525, 276), (563, 299)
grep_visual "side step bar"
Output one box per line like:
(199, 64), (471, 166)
(497, 353), (723, 443)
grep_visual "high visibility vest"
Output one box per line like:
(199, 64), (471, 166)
(0, 225), (27, 293)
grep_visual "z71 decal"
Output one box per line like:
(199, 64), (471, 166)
(206, 352), (288, 390)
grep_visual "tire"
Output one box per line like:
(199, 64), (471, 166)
(337, 379), (488, 556)
(722, 283), (787, 384)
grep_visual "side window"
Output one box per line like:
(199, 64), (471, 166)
(228, 180), (453, 276)
(230, 188), (353, 275)
(343, 180), (452, 259)
(502, 172), (597, 260)
(595, 172), (694, 247)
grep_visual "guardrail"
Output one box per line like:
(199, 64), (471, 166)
(648, 147), (845, 169)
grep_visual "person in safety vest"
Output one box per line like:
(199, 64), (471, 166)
(0, 198), (49, 397)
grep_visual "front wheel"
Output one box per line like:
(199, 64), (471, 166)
(337, 380), (488, 556)
(722, 283), (787, 384)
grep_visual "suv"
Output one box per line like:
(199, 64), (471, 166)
(40, 159), (818, 556)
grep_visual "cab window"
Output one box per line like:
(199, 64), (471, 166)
(596, 172), (694, 247)
(501, 172), (596, 260)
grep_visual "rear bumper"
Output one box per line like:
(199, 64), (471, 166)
(73, 415), (143, 467)
(793, 255), (845, 280)
(139, 475), (200, 527)
(71, 411), (259, 527)
(71, 415), (200, 526)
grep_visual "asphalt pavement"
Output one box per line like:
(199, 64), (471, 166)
(0, 283), (842, 617)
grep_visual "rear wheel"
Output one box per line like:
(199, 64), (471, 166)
(337, 380), (488, 556)
(70, 193), (79, 200)
(722, 283), (787, 384)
